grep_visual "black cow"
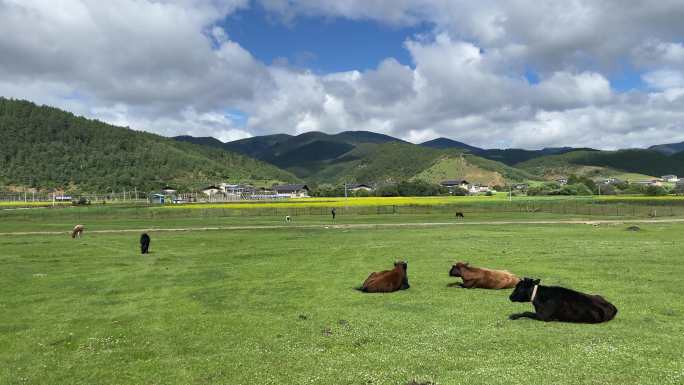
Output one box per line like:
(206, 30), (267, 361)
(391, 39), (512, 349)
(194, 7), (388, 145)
(508, 278), (617, 323)
(140, 233), (151, 254)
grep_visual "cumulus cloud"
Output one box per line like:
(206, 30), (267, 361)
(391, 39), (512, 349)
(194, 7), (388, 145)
(0, 0), (683, 149)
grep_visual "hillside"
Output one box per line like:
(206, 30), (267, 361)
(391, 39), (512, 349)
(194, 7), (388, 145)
(0, 98), (297, 192)
(175, 132), (544, 185)
(515, 149), (680, 180)
(302, 142), (536, 185)
(420, 137), (482, 152)
(649, 141), (684, 155)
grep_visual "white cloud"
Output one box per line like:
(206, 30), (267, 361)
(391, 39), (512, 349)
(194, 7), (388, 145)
(0, 0), (683, 151)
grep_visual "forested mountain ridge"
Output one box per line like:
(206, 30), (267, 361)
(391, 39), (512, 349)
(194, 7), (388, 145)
(0, 98), (297, 192)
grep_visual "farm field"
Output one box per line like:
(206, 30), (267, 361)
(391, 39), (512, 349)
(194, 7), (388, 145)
(1, 213), (683, 385)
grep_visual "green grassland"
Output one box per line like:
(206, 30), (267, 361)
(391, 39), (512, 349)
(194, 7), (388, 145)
(1, 206), (684, 385)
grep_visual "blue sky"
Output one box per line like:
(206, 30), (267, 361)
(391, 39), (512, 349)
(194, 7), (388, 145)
(219, 5), (648, 92)
(220, 6), (427, 73)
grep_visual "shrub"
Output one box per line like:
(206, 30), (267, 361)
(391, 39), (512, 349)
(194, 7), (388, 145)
(645, 185), (668, 196)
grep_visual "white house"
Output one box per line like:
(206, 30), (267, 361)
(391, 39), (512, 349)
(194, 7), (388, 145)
(662, 175), (679, 182)
(468, 184), (491, 194)
(201, 185), (222, 196)
(441, 179), (469, 190)
(274, 184), (310, 198)
(635, 180), (663, 187)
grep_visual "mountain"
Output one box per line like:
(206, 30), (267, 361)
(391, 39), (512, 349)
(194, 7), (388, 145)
(475, 147), (587, 166)
(516, 149), (683, 179)
(649, 141), (684, 155)
(420, 137), (482, 152)
(177, 131), (535, 184)
(0, 98), (297, 192)
(173, 135), (227, 150)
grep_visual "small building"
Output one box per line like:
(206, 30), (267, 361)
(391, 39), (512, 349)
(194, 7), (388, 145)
(274, 184), (310, 198)
(441, 179), (469, 189)
(635, 180), (663, 187)
(149, 193), (165, 204)
(469, 184), (491, 194)
(161, 186), (177, 195)
(513, 183), (529, 190)
(556, 178), (568, 185)
(601, 178), (622, 185)
(201, 185), (222, 196)
(662, 175), (679, 182)
(348, 183), (373, 192)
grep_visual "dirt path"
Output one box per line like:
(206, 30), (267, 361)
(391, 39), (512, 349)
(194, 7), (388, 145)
(2, 218), (684, 236)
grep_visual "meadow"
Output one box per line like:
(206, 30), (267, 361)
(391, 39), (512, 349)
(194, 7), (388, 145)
(1, 204), (683, 385)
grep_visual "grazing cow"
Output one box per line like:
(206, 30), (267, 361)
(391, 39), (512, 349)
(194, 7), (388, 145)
(359, 261), (410, 293)
(285, 215), (292, 223)
(508, 278), (618, 323)
(449, 262), (520, 289)
(455, 212), (464, 218)
(140, 233), (151, 254)
(71, 224), (84, 239)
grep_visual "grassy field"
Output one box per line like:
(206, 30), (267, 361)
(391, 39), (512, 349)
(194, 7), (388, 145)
(1, 210), (684, 385)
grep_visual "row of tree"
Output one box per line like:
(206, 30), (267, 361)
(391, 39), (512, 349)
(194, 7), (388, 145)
(527, 174), (678, 196)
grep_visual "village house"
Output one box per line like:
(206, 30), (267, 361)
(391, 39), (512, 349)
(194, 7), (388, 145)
(662, 175), (679, 182)
(440, 179), (469, 191)
(274, 184), (310, 198)
(635, 180), (663, 187)
(556, 178), (568, 185)
(161, 186), (177, 195)
(468, 184), (492, 194)
(201, 185), (222, 196)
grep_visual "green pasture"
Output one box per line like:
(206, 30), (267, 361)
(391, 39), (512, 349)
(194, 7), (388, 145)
(1, 210), (683, 384)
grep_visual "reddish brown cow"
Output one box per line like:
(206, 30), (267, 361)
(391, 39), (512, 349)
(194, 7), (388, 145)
(360, 261), (410, 293)
(449, 262), (520, 289)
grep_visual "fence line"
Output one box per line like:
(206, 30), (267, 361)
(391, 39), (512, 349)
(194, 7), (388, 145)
(2, 200), (683, 221)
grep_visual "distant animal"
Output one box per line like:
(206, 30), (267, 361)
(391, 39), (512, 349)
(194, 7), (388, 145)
(359, 261), (410, 293)
(449, 262), (519, 289)
(140, 233), (151, 254)
(509, 278), (618, 323)
(71, 224), (84, 239)
(455, 212), (464, 218)
(285, 215), (291, 223)
(331, 208), (336, 221)
(626, 225), (641, 232)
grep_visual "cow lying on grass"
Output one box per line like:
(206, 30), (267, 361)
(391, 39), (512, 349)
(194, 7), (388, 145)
(449, 262), (520, 289)
(509, 278), (618, 323)
(71, 224), (84, 239)
(359, 261), (410, 293)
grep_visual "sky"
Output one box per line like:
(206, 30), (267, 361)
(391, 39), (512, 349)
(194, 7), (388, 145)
(0, 0), (683, 150)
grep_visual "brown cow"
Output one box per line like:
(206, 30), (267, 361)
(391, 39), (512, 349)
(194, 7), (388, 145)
(359, 261), (410, 293)
(71, 224), (84, 239)
(448, 262), (519, 289)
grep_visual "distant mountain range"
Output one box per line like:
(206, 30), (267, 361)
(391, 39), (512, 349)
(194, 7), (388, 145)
(4, 97), (684, 192)
(176, 131), (684, 185)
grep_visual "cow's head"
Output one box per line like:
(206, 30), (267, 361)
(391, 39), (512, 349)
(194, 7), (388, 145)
(449, 262), (469, 277)
(509, 277), (540, 302)
(394, 260), (408, 272)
